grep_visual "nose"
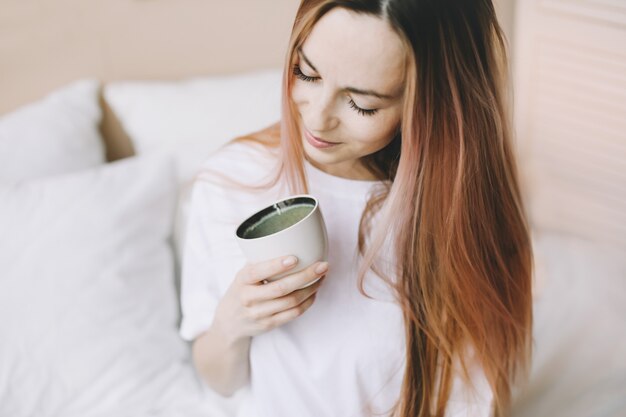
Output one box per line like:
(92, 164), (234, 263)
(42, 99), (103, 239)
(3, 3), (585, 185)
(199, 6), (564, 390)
(305, 87), (338, 132)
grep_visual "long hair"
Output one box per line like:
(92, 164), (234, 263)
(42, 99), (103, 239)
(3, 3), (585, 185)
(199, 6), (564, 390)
(236, 1), (533, 415)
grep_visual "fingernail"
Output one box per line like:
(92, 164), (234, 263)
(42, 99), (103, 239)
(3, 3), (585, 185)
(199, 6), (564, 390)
(315, 262), (328, 274)
(283, 256), (297, 266)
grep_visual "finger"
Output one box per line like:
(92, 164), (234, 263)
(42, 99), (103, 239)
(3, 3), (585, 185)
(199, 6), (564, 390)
(240, 255), (299, 285)
(248, 278), (322, 320)
(258, 261), (328, 301)
(260, 293), (317, 331)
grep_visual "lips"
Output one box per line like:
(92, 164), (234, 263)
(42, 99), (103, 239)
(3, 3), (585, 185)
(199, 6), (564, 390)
(304, 129), (340, 149)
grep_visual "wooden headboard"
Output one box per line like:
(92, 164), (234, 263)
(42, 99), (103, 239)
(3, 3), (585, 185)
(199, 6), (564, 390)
(0, 0), (299, 159)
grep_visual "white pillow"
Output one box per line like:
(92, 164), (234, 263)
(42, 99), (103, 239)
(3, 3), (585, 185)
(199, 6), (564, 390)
(0, 155), (209, 416)
(104, 69), (282, 257)
(512, 232), (626, 417)
(103, 69), (282, 184)
(0, 79), (104, 182)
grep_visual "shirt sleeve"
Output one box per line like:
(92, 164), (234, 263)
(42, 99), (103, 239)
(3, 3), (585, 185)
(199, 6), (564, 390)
(178, 173), (247, 342)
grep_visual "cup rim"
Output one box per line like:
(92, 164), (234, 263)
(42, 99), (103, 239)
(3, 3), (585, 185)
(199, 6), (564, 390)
(235, 194), (319, 241)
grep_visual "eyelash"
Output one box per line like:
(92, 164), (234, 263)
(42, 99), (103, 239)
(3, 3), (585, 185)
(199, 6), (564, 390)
(292, 64), (378, 117)
(348, 99), (378, 117)
(292, 64), (319, 83)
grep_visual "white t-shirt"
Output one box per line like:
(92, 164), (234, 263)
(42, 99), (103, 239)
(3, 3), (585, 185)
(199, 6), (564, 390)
(179, 141), (493, 417)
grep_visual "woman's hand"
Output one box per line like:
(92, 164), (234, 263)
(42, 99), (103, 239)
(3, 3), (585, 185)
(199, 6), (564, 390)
(212, 256), (328, 344)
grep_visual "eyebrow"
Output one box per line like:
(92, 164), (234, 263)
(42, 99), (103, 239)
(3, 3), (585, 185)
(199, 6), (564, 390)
(297, 48), (395, 100)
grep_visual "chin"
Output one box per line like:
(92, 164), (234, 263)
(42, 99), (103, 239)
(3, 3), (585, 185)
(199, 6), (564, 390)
(302, 141), (337, 163)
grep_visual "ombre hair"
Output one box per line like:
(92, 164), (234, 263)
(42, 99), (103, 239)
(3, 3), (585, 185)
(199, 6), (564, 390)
(235, 1), (533, 416)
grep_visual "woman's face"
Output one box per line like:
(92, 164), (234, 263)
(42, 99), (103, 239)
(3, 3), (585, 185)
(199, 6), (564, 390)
(291, 8), (406, 180)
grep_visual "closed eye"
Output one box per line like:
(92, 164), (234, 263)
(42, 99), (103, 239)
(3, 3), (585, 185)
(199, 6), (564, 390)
(293, 65), (319, 83)
(348, 99), (378, 116)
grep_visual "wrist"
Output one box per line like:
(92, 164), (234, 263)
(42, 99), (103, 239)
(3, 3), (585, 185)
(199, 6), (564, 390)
(211, 316), (251, 349)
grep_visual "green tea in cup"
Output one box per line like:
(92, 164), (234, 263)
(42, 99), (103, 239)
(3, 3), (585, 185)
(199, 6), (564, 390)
(240, 202), (314, 239)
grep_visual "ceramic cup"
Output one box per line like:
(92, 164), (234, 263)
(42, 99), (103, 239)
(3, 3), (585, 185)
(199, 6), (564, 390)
(235, 195), (328, 286)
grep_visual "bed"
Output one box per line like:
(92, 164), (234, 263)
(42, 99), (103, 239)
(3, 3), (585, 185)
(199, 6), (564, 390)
(1, 1), (624, 416)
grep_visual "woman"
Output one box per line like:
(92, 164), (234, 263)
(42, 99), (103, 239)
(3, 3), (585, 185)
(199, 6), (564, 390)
(180, 1), (533, 416)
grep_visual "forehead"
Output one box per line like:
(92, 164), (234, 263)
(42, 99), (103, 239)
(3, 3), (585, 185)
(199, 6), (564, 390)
(301, 8), (406, 96)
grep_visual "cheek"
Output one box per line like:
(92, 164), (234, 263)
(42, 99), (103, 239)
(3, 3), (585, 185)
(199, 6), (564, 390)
(349, 112), (401, 149)
(290, 83), (309, 107)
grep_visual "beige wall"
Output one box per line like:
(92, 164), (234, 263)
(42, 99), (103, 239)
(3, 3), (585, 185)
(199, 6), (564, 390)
(511, 0), (626, 248)
(0, 0), (300, 114)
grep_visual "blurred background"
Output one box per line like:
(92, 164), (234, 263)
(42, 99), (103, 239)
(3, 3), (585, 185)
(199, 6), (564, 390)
(1, 1), (625, 416)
